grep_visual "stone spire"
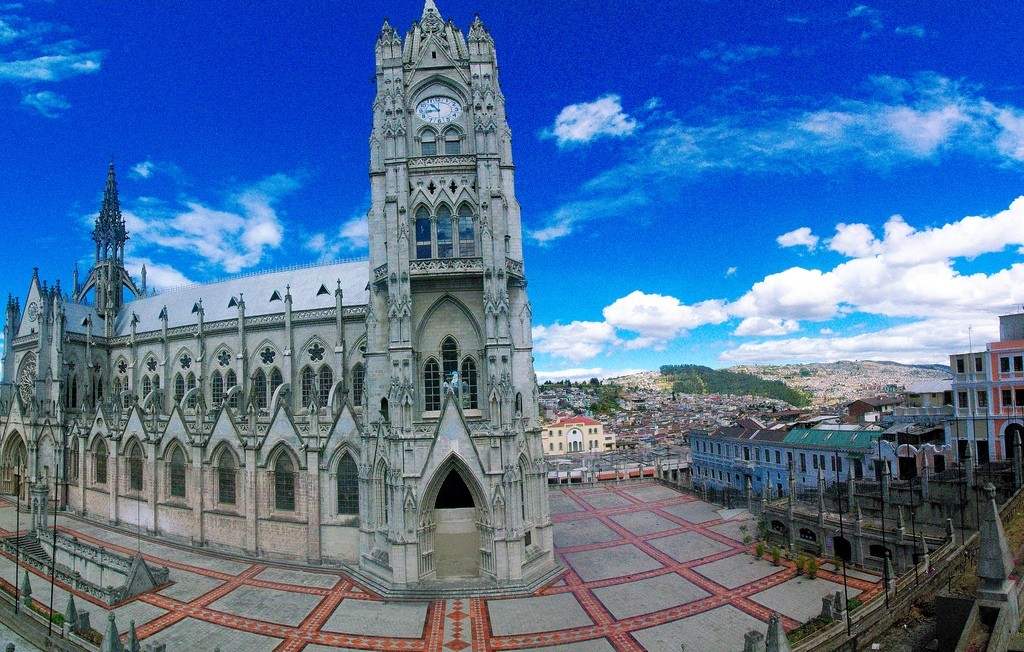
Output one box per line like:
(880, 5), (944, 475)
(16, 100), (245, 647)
(93, 162), (128, 263)
(765, 612), (791, 652)
(422, 0), (440, 20)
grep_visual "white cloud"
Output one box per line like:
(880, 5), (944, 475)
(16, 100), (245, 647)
(21, 89), (67, 117)
(533, 73), (1024, 249)
(124, 258), (192, 292)
(132, 161), (154, 179)
(533, 321), (619, 363)
(720, 315), (996, 365)
(603, 291), (728, 341)
(726, 267), (737, 277)
(124, 173), (301, 274)
(734, 317), (801, 337)
(529, 190), (647, 244)
(306, 206), (370, 260)
(777, 227), (819, 250)
(535, 368), (647, 383)
(543, 94), (637, 147)
(698, 43), (779, 72)
(828, 222), (880, 257)
(895, 25), (925, 38)
(0, 50), (103, 82)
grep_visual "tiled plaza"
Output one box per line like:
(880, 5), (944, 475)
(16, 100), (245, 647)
(0, 483), (881, 651)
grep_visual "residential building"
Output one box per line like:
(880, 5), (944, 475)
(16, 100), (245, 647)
(949, 312), (1024, 463)
(541, 416), (614, 455)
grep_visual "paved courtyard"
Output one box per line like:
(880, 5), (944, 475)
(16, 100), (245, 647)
(0, 483), (880, 651)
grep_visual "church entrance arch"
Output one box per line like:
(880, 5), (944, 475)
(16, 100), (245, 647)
(2, 433), (27, 500)
(423, 458), (483, 579)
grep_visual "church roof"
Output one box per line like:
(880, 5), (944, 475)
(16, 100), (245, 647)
(112, 260), (369, 335)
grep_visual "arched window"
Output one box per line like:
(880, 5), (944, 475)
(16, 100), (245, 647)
(217, 451), (237, 505)
(94, 439), (108, 485)
(173, 373), (185, 405)
(461, 358), (478, 409)
(94, 375), (104, 402)
(212, 371), (224, 405)
(141, 376), (152, 401)
(318, 366), (333, 407)
(421, 129), (437, 156)
(444, 128), (461, 155)
(253, 370), (267, 409)
(270, 368), (284, 407)
(415, 206), (432, 259)
(274, 454), (296, 511)
(337, 454), (358, 515)
(352, 363), (366, 406)
(169, 447), (186, 498)
(226, 369), (238, 409)
(70, 376), (78, 408)
(186, 372), (197, 408)
(457, 205), (475, 256)
(436, 205), (453, 258)
(424, 359), (441, 411)
(441, 337), (458, 379)
(128, 443), (143, 492)
(113, 377), (123, 400)
(301, 366), (316, 407)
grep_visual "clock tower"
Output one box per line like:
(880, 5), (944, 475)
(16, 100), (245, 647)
(358, 0), (556, 590)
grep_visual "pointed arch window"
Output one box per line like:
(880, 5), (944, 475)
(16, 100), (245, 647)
(217, 451), (237, 505)
(186, 372), (197, 408)
(212, 371), (224, 405)
(70, 376), (78, 408)
(270, 368), (284, 407)
(301, 366), (316, 407)
(352, 363), (365, 406)
(274, 454), (296, 511)
(141, 376), (152, 401)
(457, 205), (475, 257)
(173, 373), (185, 405)
(253, 369), (268, 410)
(461, 358), (479, 410)
(441, 337), (459, 379)
(436, 205), (453, 258)
(169, 447), (186, 498)
(421, 129), (437, 156)
(415, 206), (432, 259)
(424, 358), (441, 411)
(337, 453), (358, 515)
(226, 369), (239, 409)
(318, 366), (333, 407)
(444, 128), (461, 155)
(128, 443), (143, 492)
(113, 377), (123, 400)
(94, 439), (108, 485)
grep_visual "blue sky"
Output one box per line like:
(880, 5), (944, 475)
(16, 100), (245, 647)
(2, 1), (1023, 382)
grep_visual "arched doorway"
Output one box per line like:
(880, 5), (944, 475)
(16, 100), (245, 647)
(430, 466), (481, 579)
(1006, 423), (1024, 459)
(2, 434), (27, 500)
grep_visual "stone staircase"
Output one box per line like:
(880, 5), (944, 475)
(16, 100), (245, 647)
(343, 560), (566, 600)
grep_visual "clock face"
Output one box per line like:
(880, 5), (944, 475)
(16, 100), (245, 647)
(416, 96), (462, 124)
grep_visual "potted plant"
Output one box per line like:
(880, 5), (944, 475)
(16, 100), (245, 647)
(771, 546), (781, 566)
(807, 558), (818, 578)
(755, 541), (766, 558)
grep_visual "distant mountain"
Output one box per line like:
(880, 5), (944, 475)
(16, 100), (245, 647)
(659, 364), (812, 407)
(726, 360), (951, 405)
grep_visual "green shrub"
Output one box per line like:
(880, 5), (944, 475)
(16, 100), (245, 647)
(807, 558), (818, 578)
(771, 546), (781, 565)
(755, 542), (766, 558)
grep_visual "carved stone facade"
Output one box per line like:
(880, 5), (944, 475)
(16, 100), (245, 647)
(0, 0), (555, 592)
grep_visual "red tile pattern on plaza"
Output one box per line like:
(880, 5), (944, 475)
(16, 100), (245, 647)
(0, 484), (882, 651)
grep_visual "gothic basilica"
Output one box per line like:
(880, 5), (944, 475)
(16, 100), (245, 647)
(0, 0), (557, 592)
